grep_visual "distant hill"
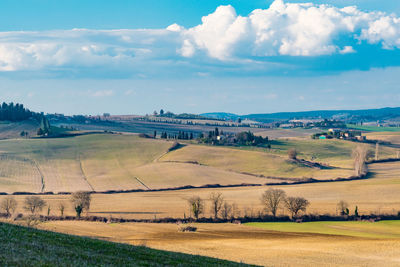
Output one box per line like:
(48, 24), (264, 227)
(202, 107), (400, 123)
(200, 112), (240, 121)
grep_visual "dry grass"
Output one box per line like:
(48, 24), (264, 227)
(0, 133), (374, 193)
(161, 144), (354, 180)
(37, 221), (400, 267)
(2, 161), (399, 219)
(365, 132), (400, 146)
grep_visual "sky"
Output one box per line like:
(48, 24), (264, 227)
(0, 0), (399, 115)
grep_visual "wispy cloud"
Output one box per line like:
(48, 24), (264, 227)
(90, 89), (114, 97)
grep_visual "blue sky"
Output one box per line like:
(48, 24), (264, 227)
(0, 0), (399, 115)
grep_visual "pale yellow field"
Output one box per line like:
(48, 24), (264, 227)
(161, 144), (355, 180)
(1, 133), (377, 194)
(3, 161), (399, 219)
(36, 221), (400, 267)
(365, 132), (400, 146)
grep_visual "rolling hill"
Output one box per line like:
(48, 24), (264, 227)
(0, 222), (249, 266)
(202, 106), (400, 123)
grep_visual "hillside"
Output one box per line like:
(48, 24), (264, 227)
(0, 133), (397, 193)
(202, 107), (400, 123)
(0, 222), (248, 266)
(0, 120), (39, 140)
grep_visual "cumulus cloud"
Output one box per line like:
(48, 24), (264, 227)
(178, 0), (400, 59)
(0, 0), (399, 75)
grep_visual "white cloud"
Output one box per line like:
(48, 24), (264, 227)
(360, 16), (400, 49)
(91, 90), (114, 97)
(178, 0), (400, 58)
(340, 46), (356, 54)
(0, 1), (398, 74)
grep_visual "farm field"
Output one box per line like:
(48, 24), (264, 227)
(37, 221), (400, 266)
(348, 124), (400, 132)
(0, 222), (245, 267)
(162, 138), (398, 179)
(2, 161), (400, 219)
(365, 131), (400, 146)
(1, 133), (388, 193)
(246, 221), (400, 239)
(0, 120), (39, 140)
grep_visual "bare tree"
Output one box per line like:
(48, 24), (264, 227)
(71, 191), (91, 218)
(337, 200), (349, 215)
(58, 202), (66, 217)
(375, 142), (380, 161)
(285, 197), (309, 218)
(187, 196), (204, 220)
(288, 148), (298, 160)
(0, 196), (17, 217)
(24, 196), (46, 214)
(352, 145), (371, 176)
(261, 188), (286, 218)
(221, 201), (232, 220)
(231, 202), (239, 219)
(209, 192), (224, 219)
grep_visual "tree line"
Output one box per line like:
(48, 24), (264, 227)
(0, 102), (33, 122)
(159, 131), (194, 140)
(186, 189), (310, 221)
(0, 191), (91, 222)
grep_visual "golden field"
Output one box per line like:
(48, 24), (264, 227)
(35, 221), (400, 266)
(1, 132), (400, 266)
(2, 133), (391, 193)
(2, 161), (400, 219)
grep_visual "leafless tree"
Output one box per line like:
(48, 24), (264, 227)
(71, 191), (91, 217)
(285, 197), (310, 218)
(352, 145), (371, 176)
(58, 202), (66, 217)
(337, 200), (349, 215)
(375, 142), (380, 161)
(261, 188), (286, 217)
(24, 196), (46, 214)
(209, 192), (224, 219)
(187, 196), (204, 220)
(0, 196), (17, 217)
(221, 201), (232, 220)
(231, 202), (239, 219)
(288, 148), (298, 160)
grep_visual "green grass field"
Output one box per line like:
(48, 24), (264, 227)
(246, 221), (400, 239)
(0, 222), (249, 266)
(347, 124), (400, 132)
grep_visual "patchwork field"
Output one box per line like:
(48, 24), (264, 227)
(1, 130), (400, 266)
(2, 161), (399, 220)
(36, 221), (400, 266)
(1, 133), (387, 193)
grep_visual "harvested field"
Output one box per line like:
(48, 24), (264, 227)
(37, 221), (400, 267)
(161, 143), (355, 179)
(2, 161), (400, 220)
(0, 133), (369, 193)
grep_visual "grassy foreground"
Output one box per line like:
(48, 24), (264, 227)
(0, 222), (250, 267)
(246, 221), (400, 239)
